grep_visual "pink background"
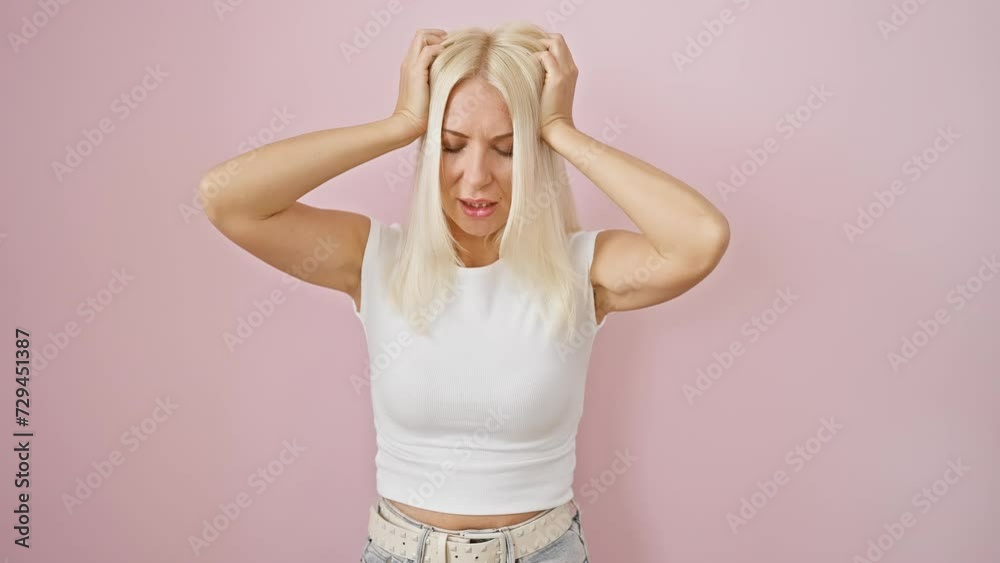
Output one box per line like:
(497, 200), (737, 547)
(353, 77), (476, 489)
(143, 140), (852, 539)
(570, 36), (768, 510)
(2, 0), (997, 561)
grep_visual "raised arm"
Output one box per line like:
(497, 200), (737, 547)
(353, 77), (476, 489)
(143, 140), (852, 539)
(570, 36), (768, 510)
(198, 29), (446, 307)
(534, 34), (729, 322)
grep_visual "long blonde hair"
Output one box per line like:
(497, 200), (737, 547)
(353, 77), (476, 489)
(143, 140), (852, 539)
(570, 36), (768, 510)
(388, 21), (587, 340)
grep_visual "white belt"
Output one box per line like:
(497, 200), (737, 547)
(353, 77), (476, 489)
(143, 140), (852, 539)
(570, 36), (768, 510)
(367, 498), (579, 563)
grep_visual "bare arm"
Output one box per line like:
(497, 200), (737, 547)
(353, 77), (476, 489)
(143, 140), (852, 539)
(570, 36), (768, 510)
(545, 120), (729, 315)
(198, 117), (420, 223)
(535, 34), (729, 322)
(198, 29), (446, 303)
(197, 117), (420, 302)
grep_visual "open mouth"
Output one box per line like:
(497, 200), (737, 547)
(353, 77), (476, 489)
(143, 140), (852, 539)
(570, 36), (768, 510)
(460, 199), (498, 217)
(461, 200), (497, 208)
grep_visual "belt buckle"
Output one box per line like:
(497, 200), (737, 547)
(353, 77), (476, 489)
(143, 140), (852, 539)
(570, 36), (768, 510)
(448, 533), (505, 563)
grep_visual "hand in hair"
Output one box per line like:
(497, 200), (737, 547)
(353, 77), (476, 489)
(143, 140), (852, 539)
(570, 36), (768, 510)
(392, 29), (447, 139)
(533, 33), (579, 141)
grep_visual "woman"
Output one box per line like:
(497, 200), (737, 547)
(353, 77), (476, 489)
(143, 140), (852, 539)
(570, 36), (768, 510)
(200, 21), (729, 563)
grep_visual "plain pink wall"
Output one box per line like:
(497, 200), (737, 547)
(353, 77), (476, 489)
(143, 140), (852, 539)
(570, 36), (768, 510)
(2, 0), (997, 561)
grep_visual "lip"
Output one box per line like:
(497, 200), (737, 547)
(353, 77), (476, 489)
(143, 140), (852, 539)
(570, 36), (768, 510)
(459, 198), (498, 218)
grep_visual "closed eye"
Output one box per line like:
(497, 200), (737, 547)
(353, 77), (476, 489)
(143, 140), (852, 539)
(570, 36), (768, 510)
(442, 145), (513, 158)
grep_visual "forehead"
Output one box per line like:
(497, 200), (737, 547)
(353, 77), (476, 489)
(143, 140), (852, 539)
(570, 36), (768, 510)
(443, 78), (511, 133)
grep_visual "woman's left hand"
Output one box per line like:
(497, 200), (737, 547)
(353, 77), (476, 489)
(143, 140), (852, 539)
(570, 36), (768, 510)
(534, 33), (579, 141)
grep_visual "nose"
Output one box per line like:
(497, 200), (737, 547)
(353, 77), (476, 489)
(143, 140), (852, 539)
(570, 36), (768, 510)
(462, 146), (492, 188)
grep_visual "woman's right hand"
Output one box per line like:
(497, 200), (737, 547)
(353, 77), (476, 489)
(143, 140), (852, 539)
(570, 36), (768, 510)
(392, 29), (447, 139)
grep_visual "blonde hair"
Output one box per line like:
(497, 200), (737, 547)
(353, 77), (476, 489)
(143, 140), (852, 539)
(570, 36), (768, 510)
(388, 21), (587, 340)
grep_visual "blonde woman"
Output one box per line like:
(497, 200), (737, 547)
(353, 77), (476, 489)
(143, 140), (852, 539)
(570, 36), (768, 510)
(201, 22), (729, 563)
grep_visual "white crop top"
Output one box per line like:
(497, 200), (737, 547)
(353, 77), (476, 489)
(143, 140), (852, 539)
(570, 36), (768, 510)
(352, 218), (607, 515)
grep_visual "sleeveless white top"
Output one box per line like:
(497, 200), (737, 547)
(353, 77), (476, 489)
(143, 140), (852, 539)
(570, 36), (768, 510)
(353, 218), (607, 515)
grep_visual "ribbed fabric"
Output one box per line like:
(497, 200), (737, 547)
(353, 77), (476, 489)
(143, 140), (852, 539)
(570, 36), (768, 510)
(353, 218), (607, 515)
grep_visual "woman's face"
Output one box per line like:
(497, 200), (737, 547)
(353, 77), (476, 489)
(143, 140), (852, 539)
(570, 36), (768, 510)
(439, 77), (513, 241)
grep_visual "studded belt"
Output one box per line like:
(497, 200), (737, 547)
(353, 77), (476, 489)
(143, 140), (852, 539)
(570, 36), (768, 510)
(367, 497), (579, 563)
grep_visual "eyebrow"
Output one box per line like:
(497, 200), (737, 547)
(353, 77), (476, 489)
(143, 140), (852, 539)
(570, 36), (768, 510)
(443, 129), (513, 141)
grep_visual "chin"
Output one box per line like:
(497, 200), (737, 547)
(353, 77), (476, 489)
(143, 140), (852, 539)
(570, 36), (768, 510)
(448, 206), (506, 238)
(455, 218), (500, 237)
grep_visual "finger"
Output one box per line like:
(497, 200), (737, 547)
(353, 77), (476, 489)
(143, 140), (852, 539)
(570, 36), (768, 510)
(539, 40), (576, 75)
(407, 30), (447, 58)
(416, 43), (445, 72)
(536, 41), (563, 71)
(541, 35), (574, 67)
(538, 37), (561, 58)
(534, 50), (556, 75)
(418, 29), (448, 45)
(546, 32), (568, 46)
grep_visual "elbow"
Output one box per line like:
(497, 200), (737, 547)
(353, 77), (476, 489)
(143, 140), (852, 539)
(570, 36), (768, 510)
(696, 209), (730, 252)
(693, 217), (730, 273)
(197, 174), (229, 225)
(709, 216), (730, 254)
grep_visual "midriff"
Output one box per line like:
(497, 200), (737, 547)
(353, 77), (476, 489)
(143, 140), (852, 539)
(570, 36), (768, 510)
(386, 498), (547, 530)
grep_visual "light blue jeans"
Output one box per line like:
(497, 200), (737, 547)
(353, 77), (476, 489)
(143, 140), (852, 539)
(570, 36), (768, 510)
(361, 497), (590, 563)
